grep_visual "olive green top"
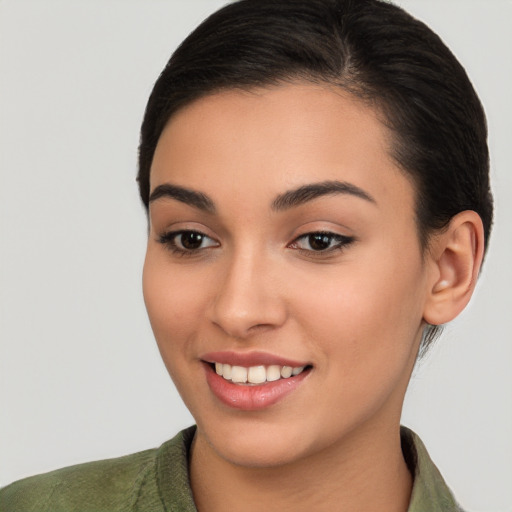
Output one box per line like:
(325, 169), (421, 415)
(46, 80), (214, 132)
(0, 426), (463, 511)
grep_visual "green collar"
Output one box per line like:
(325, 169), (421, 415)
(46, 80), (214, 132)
(402, 427), (463, 511)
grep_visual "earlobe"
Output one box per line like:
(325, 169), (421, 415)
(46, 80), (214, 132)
(423, 211), (485, 326)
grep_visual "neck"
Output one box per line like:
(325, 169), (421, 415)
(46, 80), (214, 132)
(190, 419), (412, 512)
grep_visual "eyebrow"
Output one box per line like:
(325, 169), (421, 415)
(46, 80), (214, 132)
(148, 183), (216, 213)
(148, 179), (375, 214)
(271, 180), (376, 211)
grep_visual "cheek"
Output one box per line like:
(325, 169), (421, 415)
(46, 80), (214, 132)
(142, 250), (212, 407)
(294, 248), (426, 372)
(292, 258), (426, 435)
(142, 250), (206, 354)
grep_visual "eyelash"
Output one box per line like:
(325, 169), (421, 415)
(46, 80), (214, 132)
(158, 230), (218, 257)
(157, 230), (355, 257)
(288, 232), (355, 256)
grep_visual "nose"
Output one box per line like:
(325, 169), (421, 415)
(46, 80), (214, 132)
(208, 249), (287, 339)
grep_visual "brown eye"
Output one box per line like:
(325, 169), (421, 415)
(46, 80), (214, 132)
(179, 231), (205, 250)
(289, 232), (355, 254)
(308, 233), (333, 251)
(158, 230), (219, 254)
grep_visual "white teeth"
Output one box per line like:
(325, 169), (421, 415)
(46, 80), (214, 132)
(222, 363), (232, 380)
(248, 365), (267, 384)
(280, 366), (293, 378)
(231, 365), (248, 383)
(292, 366), (305, 376)
(266, 365), (281, 382)
(214, 363), (307, 383)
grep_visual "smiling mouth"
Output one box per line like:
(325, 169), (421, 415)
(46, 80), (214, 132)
(203, 358), (312, 410)
(211, 362), (311, 385)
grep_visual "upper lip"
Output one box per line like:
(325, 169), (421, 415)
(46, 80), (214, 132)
(201, 350), (310, 368)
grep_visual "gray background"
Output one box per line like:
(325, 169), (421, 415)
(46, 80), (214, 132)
(1, 1), (510, 510)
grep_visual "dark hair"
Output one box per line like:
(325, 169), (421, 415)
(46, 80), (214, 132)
(137, 0), (493, 350)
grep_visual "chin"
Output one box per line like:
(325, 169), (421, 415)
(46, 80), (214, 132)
(194, 414), (332, 469)
(209, 434), (308, 469)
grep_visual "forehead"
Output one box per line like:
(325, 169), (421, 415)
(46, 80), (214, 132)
(150, 83), (414, 214)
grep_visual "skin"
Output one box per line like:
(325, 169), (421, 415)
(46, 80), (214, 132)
(143, 83), (484, 511)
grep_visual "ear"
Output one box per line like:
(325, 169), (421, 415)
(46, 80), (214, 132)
(423, 211), (485, 326)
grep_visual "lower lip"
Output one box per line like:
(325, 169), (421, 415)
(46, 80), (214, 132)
(204, 364), (310, 411)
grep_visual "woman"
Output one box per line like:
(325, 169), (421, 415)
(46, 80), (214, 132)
(0, 0), (497, 510)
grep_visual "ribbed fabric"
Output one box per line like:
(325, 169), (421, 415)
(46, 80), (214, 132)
(0, 426), (463, 511)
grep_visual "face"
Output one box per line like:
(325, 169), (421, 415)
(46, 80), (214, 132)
(143, 83), (431, 468)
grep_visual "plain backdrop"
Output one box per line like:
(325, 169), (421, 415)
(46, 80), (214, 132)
(0, 1), (511, 510)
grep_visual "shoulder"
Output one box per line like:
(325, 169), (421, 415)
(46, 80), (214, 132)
(0, 448), (158, 512)
(0, 431), (193, 512)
